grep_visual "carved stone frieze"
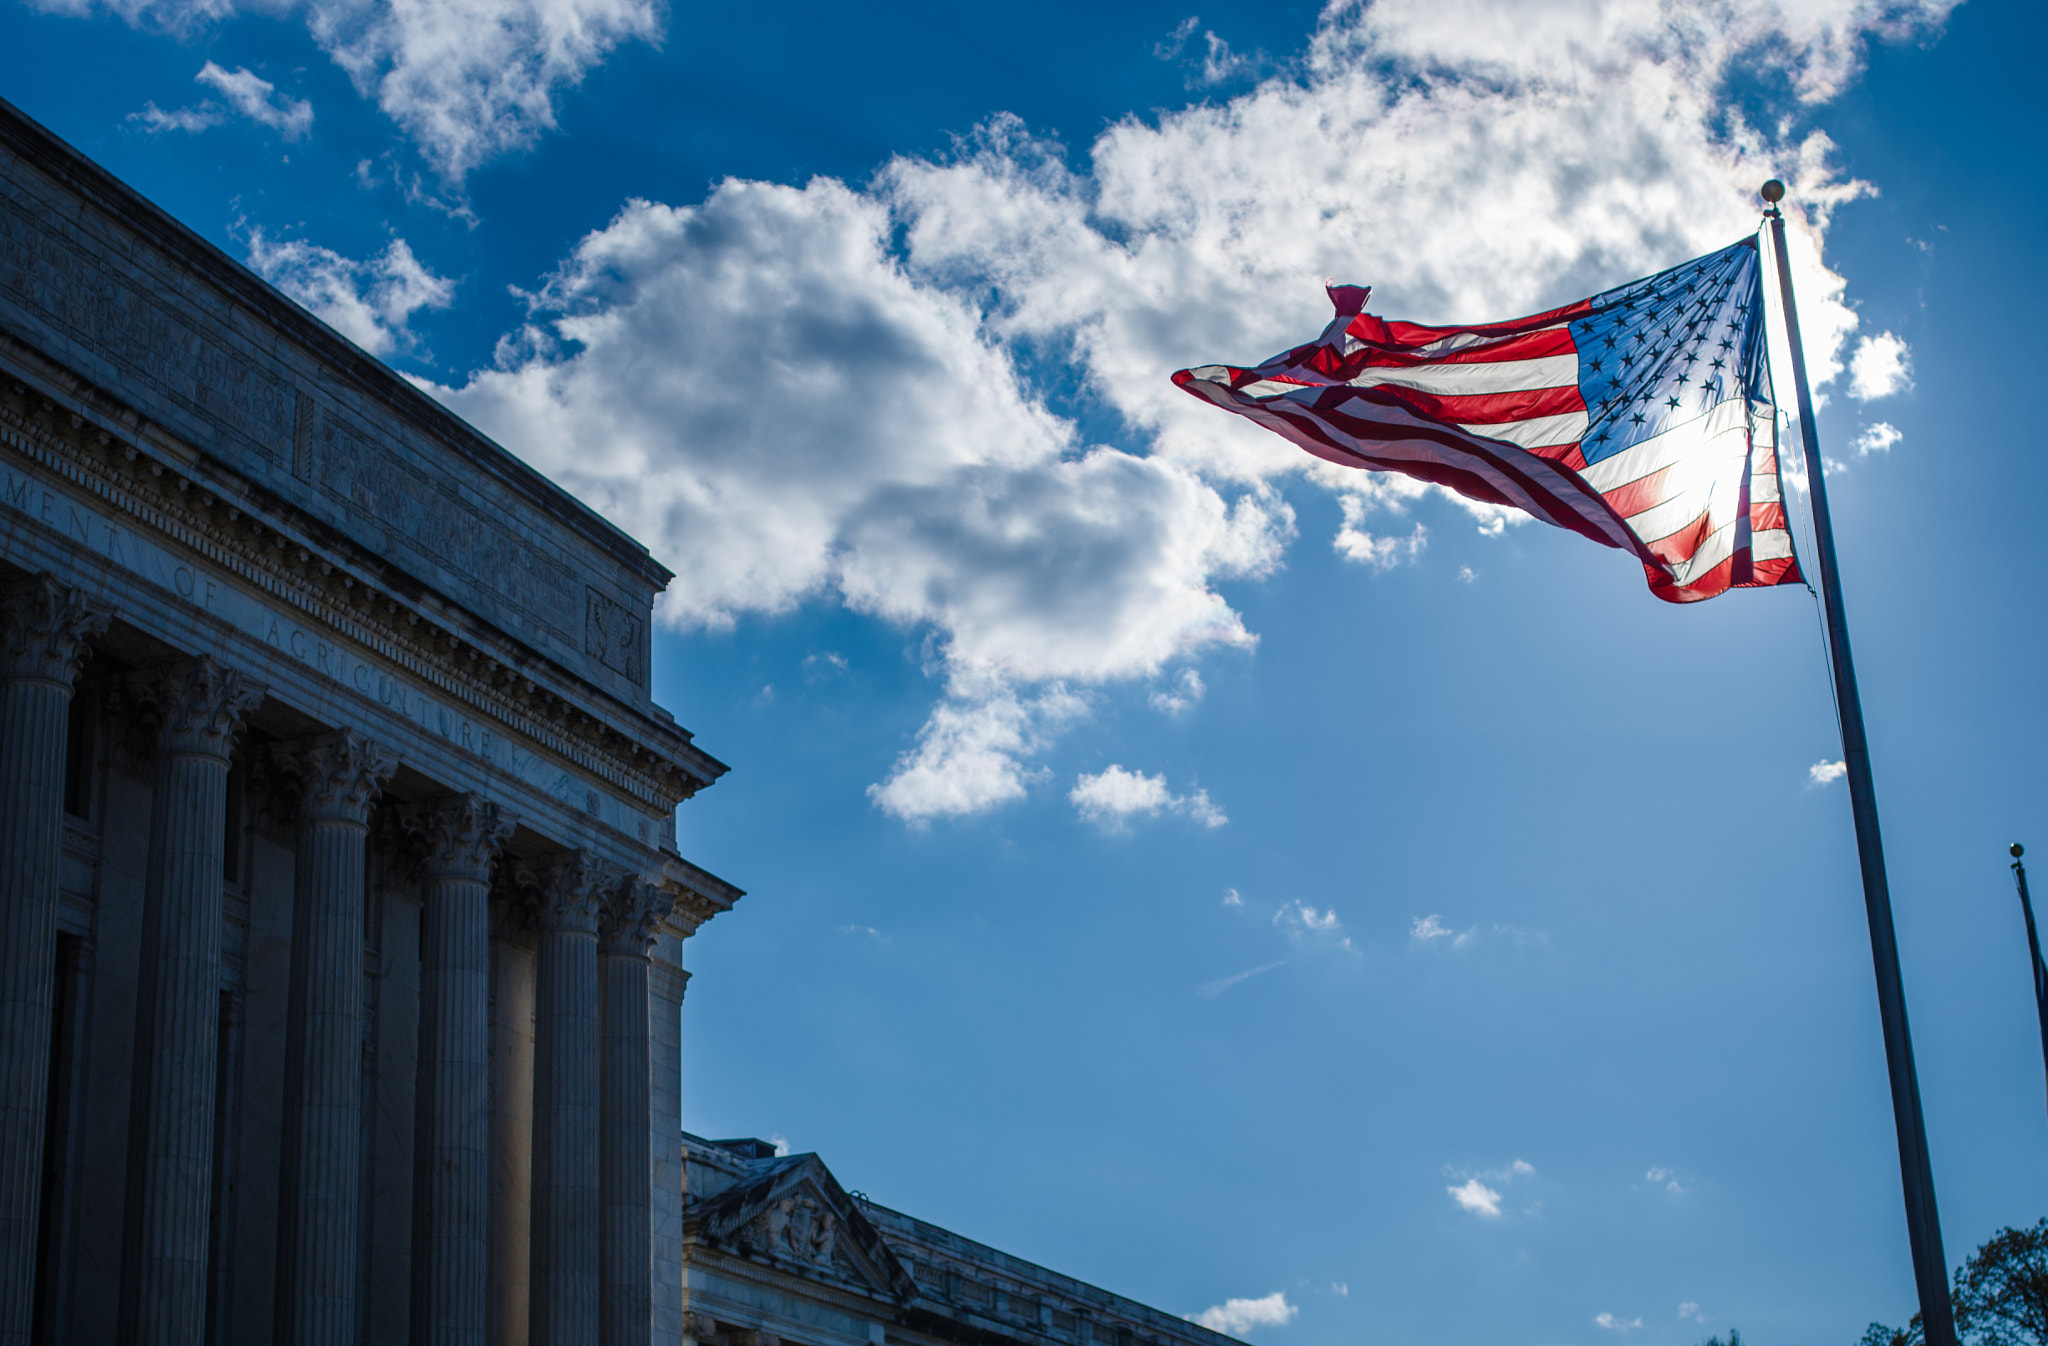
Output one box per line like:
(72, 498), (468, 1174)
(133, 655), (265, 760)
(278, 728), (398, 825)
(600, 876), (674, 957)
(419, 792), (514, 881)
(0, 572), (107, 685)
(738, 1191), (845, 1273)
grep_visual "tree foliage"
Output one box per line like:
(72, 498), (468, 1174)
(1860, 1219), (2048, 1346)
(1955, 1219), (2048, 1346)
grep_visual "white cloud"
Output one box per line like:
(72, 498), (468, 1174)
(1222, 887), (1243, 907)
(1596, 1313), (1645, 1333)
(836, 924), (884, 939)
(1275, 901), (1350, 950)
(1150, 667), (1206, 714)
(133, 61), (314, 140)
(245, 231), (454, 356)
(1645, 1166), (1686, 1194)
(1071, 763), (1227, 830)
(1412, 915), (1545, 949)
(1411, 914), (1451, 941)
(1853, 421), (1902, 455)
(1849, 331), (1913, 400)
(1198, 960), (1286, 999)
(769, 1133), (791, 1157)
(54, 0), (657, 178)
(412, 0), (1946, 820)
(1334, 514), (1427, 570)
(868, 683), (1084, 823)
(1448, 1177), (1503, 1218)
(1189, 1292), (1297, 1336)
(1448, 1159), (1535, 1218)
(1679, 1302), (1706, 1322)
(1809, 758), (1847, 786)
(200, 61), (314, 137)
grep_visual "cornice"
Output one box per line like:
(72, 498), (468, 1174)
(0, 364), (724, 811)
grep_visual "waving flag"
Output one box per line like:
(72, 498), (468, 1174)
(1173, 238), (1801, 602)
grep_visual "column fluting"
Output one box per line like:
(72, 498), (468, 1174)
(487, 897), (537, 1346)
(598, 879), (671, 1346)
(0, 575), (105, 1346)
(273, 731), (396, 1346)
(119, 656), (266, 1346)
(531, 853), (604, 1346)
(412, 793), (514, 1346)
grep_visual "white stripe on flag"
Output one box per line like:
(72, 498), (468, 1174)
(1351, 353), (1579, 396)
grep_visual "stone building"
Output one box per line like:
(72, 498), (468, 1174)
(0, 94), (1250, 1346)
(0, 95), (740, 1346)
(678, 1136), (1245, 1346)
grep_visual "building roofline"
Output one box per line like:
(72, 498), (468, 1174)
(0, 94), (676, 596)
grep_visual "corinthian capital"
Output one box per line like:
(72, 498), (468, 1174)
(137, 656), (266, 759)
(420, 792), (515, 881)
(600, 876), (674, 957)
(0, 574), (109, 686)
(282, 729), (397, 825)
(536, 850), (608, 934)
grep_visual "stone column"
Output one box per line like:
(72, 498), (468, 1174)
(119, 656), (266, 1346)
(599, 879), (672, 1346)
(0, 575), (105, 1346)
(531, 853), (604, 1346)
(412, 795), (514, 1346)
(651, 896), (715, 1346)
(487, 898), (537, 1346)
(273, 731), (396, 1346)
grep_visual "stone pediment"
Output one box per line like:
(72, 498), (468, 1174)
(687, 1153), (912, 1300)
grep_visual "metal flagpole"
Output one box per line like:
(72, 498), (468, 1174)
(2006, 844), (2048, 1116)
(1760, 180), (1958, 1346)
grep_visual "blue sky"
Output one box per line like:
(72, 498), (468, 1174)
(5, 0), (2046, 1343)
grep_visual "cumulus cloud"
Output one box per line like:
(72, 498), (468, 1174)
(1809, 758), (1847, 786)
(51, 0), (658, 178)
(133, 61), (313, 140)
(1448, 1159), (1535, 1217)
(1853, 421), (1902, 455)
(1596, 1313), (1645, 1333)
(1680, 1302), (1706, 1322)
(868, 683), (1085, 823)
(1849, 331), (1912, 400)
(1222, 887), (1243, 907)
(1644, 1166), (1687, 1194)
(245, 231), (455, 356)
(1071, 763), (1227, 829)
(1189, 1292), (1297, 1336)
(414, 0), (1945, 820)
(1448, 1177), (1503, 1218)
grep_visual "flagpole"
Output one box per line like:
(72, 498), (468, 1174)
(1761, 180), (1958, 1346)
(2006, 845), (2048, 1117)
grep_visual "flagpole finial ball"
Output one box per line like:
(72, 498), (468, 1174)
(1761, 179), (1786, 203)
(2013, 842), (2026, 858)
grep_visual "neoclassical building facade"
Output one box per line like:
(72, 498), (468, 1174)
(0, 96), (741, 1346)
(677, 1136), (1246, 1346)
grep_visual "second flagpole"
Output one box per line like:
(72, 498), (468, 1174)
(1761, 181), (1958, 1346)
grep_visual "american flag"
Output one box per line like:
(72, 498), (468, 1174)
(1173, 238), (1802, 602)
